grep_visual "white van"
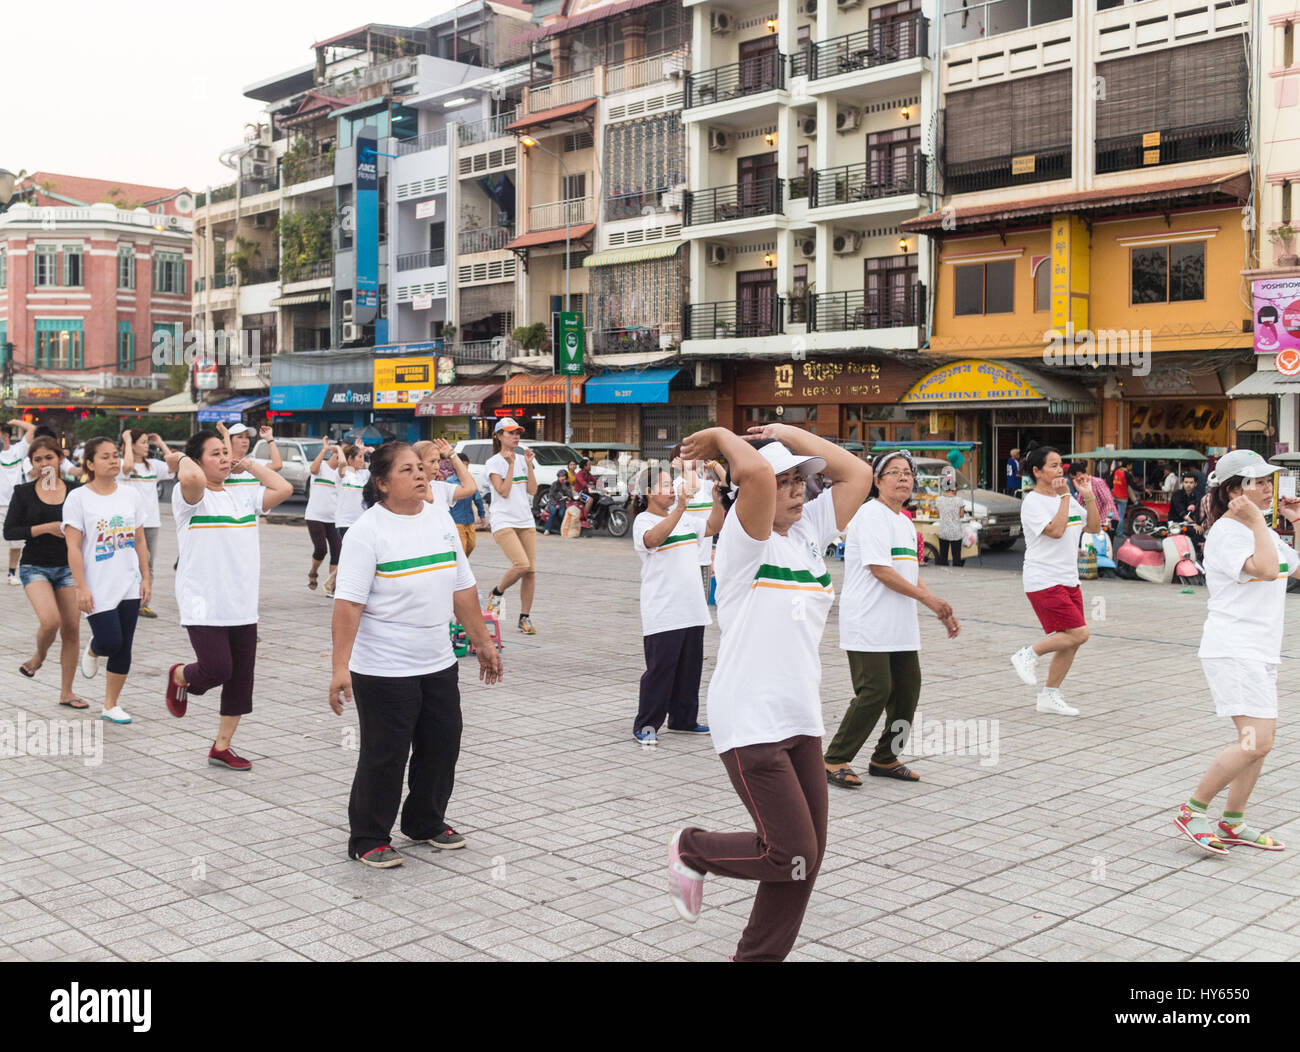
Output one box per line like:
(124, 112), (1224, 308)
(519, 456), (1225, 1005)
(453, 439), (586, 513)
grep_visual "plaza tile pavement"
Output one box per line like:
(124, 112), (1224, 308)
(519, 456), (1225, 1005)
(1, 516), (1299, 962)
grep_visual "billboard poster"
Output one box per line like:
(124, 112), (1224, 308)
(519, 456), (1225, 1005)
(355, 128), (379, 325)
(1253, 276), (1300, 354)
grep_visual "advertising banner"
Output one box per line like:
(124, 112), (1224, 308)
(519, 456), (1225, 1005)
(1253, 276), (1300, 355)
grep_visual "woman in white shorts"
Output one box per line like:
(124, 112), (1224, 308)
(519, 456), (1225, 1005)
(1174, 449), (1300, 855)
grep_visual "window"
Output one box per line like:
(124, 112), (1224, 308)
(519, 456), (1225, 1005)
(1130, 242), (1205, 304)
(1284, 179), (1293, 225)
(562, 249), (590, 270)
(62, 245), (84, 287)
(117, 322), (135, 371)
(562, 173), (587, 201)
(563, 131), (594, 152)
(34, 319), (84, 369)
(118, 245), (136, 289)
(953, 260), (1014, 315)
(154, 250), (185, 294)
(34, 245), (57, 286)
(1034, 261), (1051, 312)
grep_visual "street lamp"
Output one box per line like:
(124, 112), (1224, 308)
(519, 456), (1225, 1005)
(519, 134), (574, 444)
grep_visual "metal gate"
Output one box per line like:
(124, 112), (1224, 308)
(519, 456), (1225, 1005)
(640, 405), (709, 460)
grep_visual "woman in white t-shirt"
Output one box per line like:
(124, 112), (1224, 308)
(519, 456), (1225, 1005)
(119, 428), (173, 619)
(61, 436), (152, 725)
(631, 464), (725, 746)
(329, 442), (503, 869)
(482, 419), (540, 634)
(413, 438), (477, 519)
(304, 437), (343, 596)
(162, 429), (293, 770)
(2, 419), (37, 585)
(673, 454), (728, 601)
(825, 450), (960, 789)
(1008, 447), (1099, 717)
(335, 444), (370, 541)
(666, 423), (873, 962)
(1173, 449), (1300, 856)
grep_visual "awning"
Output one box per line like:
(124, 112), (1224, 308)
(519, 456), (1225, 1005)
(583, 241), (683, 268)
(502, 373), (586, 404)
(147, 391), (201, 414)
(510, 0), (667, 45)
(1226, 370), (1300, 397)
(1116, 368), (1224, 399)
(505, 100), (595, 131)
(271, 291), (331, 307)
(584, 367), (680, 404)
(197, 395), (269, 423)
(504, 223), (595, 251)
(414, 382), (504, 418)
(900, 359), (1095, 414)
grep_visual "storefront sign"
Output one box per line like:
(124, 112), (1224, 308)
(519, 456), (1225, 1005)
(415, 199), (437, 220)
(1010, 155), (1035, 176)
(552, 312), (585, 376)
(1277, 348), (1300, 377)
(270, 383), (373, 412)
(354, 128), (379, 322)
(737, 359), (914, 406)
(901, 360), (1041, 404)
(373, 357), (433, 407)
(1050, 213), (1089, 334)
(1128, 402), (1228, 448)
(193, 355), (219, 391)
(436, 356), (456, 385)
(1252, 276), (1300, 354)
(412, 293), (433, 310)
(23, 386), (62, 399)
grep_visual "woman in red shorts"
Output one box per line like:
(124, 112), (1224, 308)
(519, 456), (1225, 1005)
(1008, 447), (1099, 716)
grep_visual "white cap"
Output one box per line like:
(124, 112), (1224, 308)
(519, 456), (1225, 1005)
(227, 423), (252, 436)
(494, 417), (523, 433)
(1208, 449), (1281, 487)
(757, 440), (825, 478)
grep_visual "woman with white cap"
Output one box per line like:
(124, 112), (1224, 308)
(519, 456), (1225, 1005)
(304, 437), (344, 596)
(666, 423), (872, 961)
(483, 418), (539, 634)
(824, 449), (960, 788)
(1174, 449), (1300, 855)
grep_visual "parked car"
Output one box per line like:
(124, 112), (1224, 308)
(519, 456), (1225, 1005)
(253, 438), (325, 497)
(454, 439), (586, 514)
(912, 457), (1024, 552)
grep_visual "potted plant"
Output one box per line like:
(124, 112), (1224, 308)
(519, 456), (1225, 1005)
(1269, 223), (1297, 265)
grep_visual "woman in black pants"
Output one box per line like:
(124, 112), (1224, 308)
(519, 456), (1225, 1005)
(304, 437), (343, 595)
(329, 443), (503, 868)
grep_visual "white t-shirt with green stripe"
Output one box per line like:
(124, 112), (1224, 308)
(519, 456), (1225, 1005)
(675, 476), (717, 566)
(336, 467), (370, 529)
(633, 510), (712, 637)
(305, 461), (340, 522)
(707, 490), (839, 754)
(334, 501), (476, 677)
(1020, 490), (1085, 592)
(173, 483), (265, 626)
(839, 498), (921, 653)
(119, 458), (174, 528)
(484, 452), (533, 530)
(0, 438), (30, 505)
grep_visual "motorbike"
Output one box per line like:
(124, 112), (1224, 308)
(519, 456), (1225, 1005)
(1115, 522), (1204, 586)
(535, 489), (631, 538)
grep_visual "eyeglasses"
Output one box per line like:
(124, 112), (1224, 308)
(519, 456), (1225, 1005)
(776, 473), (808, 492)
(879, 470), (915, 480)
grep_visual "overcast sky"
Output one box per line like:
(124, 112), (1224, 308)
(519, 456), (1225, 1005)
(1, 1), (465, 193)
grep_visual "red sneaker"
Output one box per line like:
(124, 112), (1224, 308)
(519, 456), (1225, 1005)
(208, 745), (251, 771)
(166, 663), (188, 718)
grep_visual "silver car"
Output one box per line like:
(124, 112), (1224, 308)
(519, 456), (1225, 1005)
(253, 438), (325, 497)
(914, 457), (1023, 550)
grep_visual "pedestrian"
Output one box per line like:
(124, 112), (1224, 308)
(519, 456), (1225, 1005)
(304, 436), (343, 595)
(1009, 446), (1100, 717)
(3, 436), (86, 707)
(1174, 450), (1298, 855)
(934, 475), (967, 567)
(574, 456), (599, 521)
(329, 442), (503, 868)
(1066, 463), (1117, 534)
(542, 468), (575, 535)
(2, 418), (37, 585)
(61, 436), (151, 725)
(118, 428), (173, 619)
(1111, 459), (1131, 538)
(825, 450), (960, 788)
(674, 451), (728, 600)
(162, 429), (293, 770)
(666, 423), (872, 961)
(448, 480), (485, 557)
(631, 463), (723, 745)
(482, 419), (539, 634)
(1005, 446), (1021, 497)
(335, 444), (369, 543)
(222, 423), (284, 495)
(413, 439), (477, 515)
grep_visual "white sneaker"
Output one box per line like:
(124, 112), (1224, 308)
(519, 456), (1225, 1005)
(6, 573), (20, 586)
(101, 706), (132, 724)
(80, 641), (100, 680)
(1010, 646), (1038, 686)
(1035, 689), (1079, 717)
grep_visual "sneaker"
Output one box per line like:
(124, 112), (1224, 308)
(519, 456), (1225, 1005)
(485, 590), (502, 615)
(668, 829), (704, 923)
(100, 706), (132, 725)
(353, 845), (404, 868)
(1010, 646), (1038, 686)
(138, 605), (158, 619)
(80, 641), (100, 680)
(634, 728), (659, 746)
(208, 745), (252, 771)
(1216, 821), (1285, 851)
(165, 663), (188, 718)
(666, 724), (710, 734)
(1035, 689), (1080, 717)
(1174, 804), (1229, 855)
(518, 615), (536, 635)
(421, 828), (467, 850)
(7, 573), (20, 586)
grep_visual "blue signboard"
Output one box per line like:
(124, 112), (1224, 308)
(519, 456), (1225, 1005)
(355, 128), (379, 324)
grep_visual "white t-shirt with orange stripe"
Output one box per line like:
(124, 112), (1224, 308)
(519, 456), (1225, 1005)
(707, 490), (839, 754)
(633, 510), (712, 637)
(173, 483), (264, 626)
(838, 498), (921, 653)
(1198, 517), (1298, 664)
(334, 501), (476, 677)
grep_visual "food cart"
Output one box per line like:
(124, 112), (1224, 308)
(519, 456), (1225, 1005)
(869, 442), (981, 565)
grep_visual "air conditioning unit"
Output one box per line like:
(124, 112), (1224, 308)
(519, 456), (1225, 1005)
(832, 230), (863, 255)
(800, 0), (819, 16)
(800, 116), (818, 137)
(165, 215), (183, 230)
(694, 361), (722, 386)
(660, 189), (683, 212)
(342, 321), (362, 343)
(252, 213), (271, 229)
(711, 10), (734, 34)
(250, 162), (271, 179)
(342, 299), (355, 322)
(798, 237), (817, 259)
(837, 0), (864, 10)
(836, 107), (862, 133)
(251, 145), (270, 163)
(707, 243), (731, 266)
(708, 127), (731, 152)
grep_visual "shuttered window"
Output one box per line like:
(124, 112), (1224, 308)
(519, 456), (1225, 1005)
(943, 70), (1071, 165)
(1096, 37), (1247, 140)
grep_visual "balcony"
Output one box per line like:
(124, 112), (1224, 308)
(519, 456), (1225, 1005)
(457, 111), (517, 146)
(529, 197), (594, 231)
(447, 339), (511, 362)
(281, 259), (333, 284)
(523, 70), (597, 116)
(396, 129), (449, 156)
(458, 227), (514, 254)
(810, 153), (927, 208)
(1095, 120), (1246, 175)
(683, 298), (785, 340)
(686, 53), (787, 109)
(282, 153), (334, 186)
(397, 249), (446, 272)
(803, 17), (929, 80)
(592, 327), (665, 355)
(684, 180), (783, 227)
(943, 146), (1071, 195)
(807, 286), (924, 332)
(239, 173), (279, 197)
(604, 187), (671, 222)
(606, 49), (689, 94)
(195, 273), (233, 293)
(244, 265), (279, 285)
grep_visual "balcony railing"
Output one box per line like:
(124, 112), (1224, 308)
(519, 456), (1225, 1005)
(457, 226), (514, 254)
(686, 52), (787, 108)
(683, 298), (785, 340)
(448, 339), (511, 362)
(244, 265), (279, 285)
(529, 196), (594, 230)
(396, 249), (446, 272)
(805, 16), (929, 80)
(396, 129), (449, 156)
(943, 146), (1071, 194)
(195, 272), (233, 292)
(283, 154), (334, 185)
(239, 173), (279, 196)
(282, 258), (333, 284)
(1095, 120), (1246, 175)
(684, 179), (783, 226)
(604, 187), (672, 222)
(810, 153), (927, 207)
(592, 327), (665, 354)
(524, 70), (596, 115)
(457, 111), (518, 145)
(607, 48), (690, 94)
(808, 286), (924, 332)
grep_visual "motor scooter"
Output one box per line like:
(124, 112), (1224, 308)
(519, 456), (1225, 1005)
(1115, 524), (1203, 585)
(1163, 521), (1205, 586)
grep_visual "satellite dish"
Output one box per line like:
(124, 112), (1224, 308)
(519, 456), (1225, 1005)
(174, 193), (194, 215)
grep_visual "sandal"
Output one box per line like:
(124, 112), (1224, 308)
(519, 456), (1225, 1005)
(307, 572), (318, 591)
(826, 765), (863, 789)
(58, 696), (89, 709)
(19, 661), (41, 678)
(868, 760), (920, 781)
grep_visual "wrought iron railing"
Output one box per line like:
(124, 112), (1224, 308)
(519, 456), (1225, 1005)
(396, 249), (446, 272)
(457, 227), (514, 254)
(1095, 120), (1246, 174)
(447, 339), (510, 362)
(810, 152), (927, 207)
(684, 179), (783, 226)
(808, 286), (923, 332)
(806, 16), (929, 80)
(396, 129), (449, 156)
(592, 327), (664, 354)
(683, 298), (784, 340)
(244, 265), (279, 285)
(942, 146), (1071, 194)
(457, 111), (518, 145)
(239, 173), (279, 196)
(686, 52), (787, 108)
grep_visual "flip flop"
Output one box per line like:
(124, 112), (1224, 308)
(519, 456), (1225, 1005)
(59, 697), (89, 709)
(19, 661), (41, 678)
(826, 765), (863, 789)
(307, 572), (319, 591)
(868, 761), (920, 781)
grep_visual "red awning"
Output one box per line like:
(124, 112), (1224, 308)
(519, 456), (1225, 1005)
(504, 224), (595, 250)
(511, 0), (667, 45)
(503, 373), (586, 405)
(414, 383), (504, 418)
(505, 99), (595, 131)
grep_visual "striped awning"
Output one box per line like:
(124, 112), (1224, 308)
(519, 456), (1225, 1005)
(502, 373), (586, 404)
(271, 291), (331, 307)
(582, 240), (683, 268)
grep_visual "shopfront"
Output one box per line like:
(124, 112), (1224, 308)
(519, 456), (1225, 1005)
(1114, 361), (1231, 454)
(414, 383), (504, 441)
(197, 395), (270, 426)
(269, 382), (374, 438)
(584, 367), (694, 454)
(500, 373), (587, 442)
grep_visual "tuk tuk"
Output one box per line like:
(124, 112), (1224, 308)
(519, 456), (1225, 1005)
(1066, 448), (1207, 534)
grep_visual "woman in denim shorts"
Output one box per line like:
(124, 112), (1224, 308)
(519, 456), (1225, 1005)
(2, 436), (87, 708)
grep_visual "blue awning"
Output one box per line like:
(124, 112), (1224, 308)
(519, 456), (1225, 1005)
(584, 367), (680, 405)
(197, 395), (269, 423)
